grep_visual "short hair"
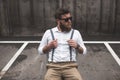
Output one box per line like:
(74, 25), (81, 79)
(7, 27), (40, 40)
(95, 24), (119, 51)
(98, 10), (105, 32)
(55, 8), (70, 19)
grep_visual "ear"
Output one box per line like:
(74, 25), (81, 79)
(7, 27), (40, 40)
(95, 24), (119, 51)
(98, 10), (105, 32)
(56, 19), (60, 24)
(56, 19), (60, 22)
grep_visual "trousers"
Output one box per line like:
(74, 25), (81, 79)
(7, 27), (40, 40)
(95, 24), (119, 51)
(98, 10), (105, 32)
(44, 62), (83, 80)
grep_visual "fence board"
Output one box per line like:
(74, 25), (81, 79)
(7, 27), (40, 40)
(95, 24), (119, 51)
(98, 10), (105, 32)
(0, 0), (120, 37)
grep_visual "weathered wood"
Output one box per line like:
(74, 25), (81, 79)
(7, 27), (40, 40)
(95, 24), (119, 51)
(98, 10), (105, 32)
(115, 0), (120, 35)
(0, 0), (120, 37)
(0, 0), (9, 36)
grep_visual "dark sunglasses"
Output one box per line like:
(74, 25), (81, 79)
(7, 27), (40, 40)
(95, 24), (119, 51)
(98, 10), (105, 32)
(60, 17), (72, 22)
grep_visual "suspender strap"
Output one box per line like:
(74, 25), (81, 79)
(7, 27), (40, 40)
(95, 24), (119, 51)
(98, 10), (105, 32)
(50, 29), (74, 62)
(70, 29), (74, 39)
(69, 29), (74, 61)
(50, 29), (55, 61)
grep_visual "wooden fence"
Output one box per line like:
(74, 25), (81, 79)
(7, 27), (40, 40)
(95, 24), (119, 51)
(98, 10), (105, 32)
(0, 0), (120, 37)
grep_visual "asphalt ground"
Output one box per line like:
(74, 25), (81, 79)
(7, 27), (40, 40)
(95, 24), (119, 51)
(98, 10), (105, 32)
(110, 44), (120, 58)
(0, 42), (120, 80)
(0, 44), (23, 71)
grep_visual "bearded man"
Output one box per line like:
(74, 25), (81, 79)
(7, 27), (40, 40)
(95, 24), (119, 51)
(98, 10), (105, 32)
(38, 8), (87, 80)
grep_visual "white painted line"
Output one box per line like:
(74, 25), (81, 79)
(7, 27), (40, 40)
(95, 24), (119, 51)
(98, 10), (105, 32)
(0, 41), (120, 43)
(0, 42), (28, 79)
(84, 41), (120, 44)
(104, 42), (120, 66)
(0, 41), (40, 43)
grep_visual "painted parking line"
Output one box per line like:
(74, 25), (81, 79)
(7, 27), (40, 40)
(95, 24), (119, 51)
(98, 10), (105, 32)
(0, 41), (40, 43)
(84, 41), (120, 44)
(0, 41), (120, 43)
(104, 42), (120, 66)
(0, 42), (28, 79)
(0, 41), (120, 79)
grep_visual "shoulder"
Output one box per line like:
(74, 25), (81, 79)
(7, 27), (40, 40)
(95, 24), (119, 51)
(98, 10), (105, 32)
(44, 29), (50, 34)
(46, 27), (57, 32)
(44, 27), (57, 35)
(45, 27), (56, 32)
(73, 29), (81, 34)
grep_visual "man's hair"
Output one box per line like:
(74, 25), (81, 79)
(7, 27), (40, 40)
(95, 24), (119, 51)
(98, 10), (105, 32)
(55, 8), (70, 19)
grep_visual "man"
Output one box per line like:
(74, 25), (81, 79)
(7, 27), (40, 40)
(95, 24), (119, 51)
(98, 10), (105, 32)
(38, 8), (87, 80)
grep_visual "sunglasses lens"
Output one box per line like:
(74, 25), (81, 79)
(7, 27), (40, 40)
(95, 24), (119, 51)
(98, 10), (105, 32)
(65, 17), (72, 22)
(61, 17), (72, 22)
(69, 17), (72, 21)
(66, 18), (69, 22)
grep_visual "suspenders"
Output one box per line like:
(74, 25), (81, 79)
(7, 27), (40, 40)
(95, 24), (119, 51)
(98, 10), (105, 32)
(50, 29), (74, 61)
(69, 30), (74, 61)
(50, 29), (55, 61)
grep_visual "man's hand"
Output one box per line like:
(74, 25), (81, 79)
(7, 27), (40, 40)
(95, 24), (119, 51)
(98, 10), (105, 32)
(67, 39), (83, 54)
(67, 39), (77, 48)
(43, 39), (58, 53)
(48, 39), (58, 49)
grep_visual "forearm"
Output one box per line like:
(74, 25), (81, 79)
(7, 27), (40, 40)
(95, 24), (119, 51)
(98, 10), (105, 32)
(75, 44), (84, 54)
(43, 45), (51, 53)
(43, 40), (58, 53)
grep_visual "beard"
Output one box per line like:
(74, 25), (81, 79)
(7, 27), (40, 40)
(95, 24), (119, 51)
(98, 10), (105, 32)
(60, 22), (72, 32)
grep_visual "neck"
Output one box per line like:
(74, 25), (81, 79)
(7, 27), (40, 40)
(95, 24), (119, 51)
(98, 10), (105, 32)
(57, 25), (62, 32)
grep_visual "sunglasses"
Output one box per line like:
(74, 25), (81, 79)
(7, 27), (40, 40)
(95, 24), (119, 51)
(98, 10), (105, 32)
(60, 17), (72, 22)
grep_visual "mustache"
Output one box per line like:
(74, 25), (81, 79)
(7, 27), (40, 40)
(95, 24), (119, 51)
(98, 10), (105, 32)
(60, 22), (71, 32)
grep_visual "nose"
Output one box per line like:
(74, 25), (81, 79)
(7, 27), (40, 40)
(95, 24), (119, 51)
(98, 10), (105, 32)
(68, 19), (72, 22)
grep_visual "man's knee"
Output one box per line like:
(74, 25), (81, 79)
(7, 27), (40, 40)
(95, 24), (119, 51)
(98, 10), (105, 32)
(44, 75), (61, 80)
(44, 75), (50, 80)
(71, 75), (82, 80)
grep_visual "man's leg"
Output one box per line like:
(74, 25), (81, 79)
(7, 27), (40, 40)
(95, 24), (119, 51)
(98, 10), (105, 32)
(63, 67), (83, 80)
(44, 68), (61, 80)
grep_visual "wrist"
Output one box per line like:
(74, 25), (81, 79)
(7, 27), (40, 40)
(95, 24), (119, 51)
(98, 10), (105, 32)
(43, 44), (52, 53)
(75, 44), (80, 49)
(46, 44), (51, 50)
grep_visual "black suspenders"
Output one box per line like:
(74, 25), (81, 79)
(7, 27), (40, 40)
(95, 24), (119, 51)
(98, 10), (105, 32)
(69, 30), (74, 61)
(50, 29), (55, 61)
(50, 29), (74, 61)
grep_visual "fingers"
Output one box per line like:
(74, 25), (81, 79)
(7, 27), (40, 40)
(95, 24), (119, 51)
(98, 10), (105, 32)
(53, 39), (57, 43)
(49, 39), (77, 49)
(48, 39), (58, 48)
(67, 39), (77, 48)
(53, 39), (58, 48)
(67, 39), (75, 44)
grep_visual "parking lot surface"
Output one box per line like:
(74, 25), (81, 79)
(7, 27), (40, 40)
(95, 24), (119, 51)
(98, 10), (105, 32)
(0, 41), (120, 80)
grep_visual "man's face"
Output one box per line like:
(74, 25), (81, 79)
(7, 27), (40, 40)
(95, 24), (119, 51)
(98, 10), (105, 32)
(59, 13), (72, 32)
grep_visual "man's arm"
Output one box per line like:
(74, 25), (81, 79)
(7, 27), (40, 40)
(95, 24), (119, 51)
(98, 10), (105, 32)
(67, 39), (84, 54)
(75, 44), (84, 54)
(43, 39), (58, 53)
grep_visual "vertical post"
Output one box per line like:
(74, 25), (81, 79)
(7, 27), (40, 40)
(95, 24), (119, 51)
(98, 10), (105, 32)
(85, 0), (88, 34)
(98, 0), (103, 35)
(73, 0), (76, 29)
(0, 0), (1, 34)
(30, 0), (34, 25)
(113, 0), (117, 35)
(59, 0), (62, 8)
(43, 0), (46, 30)
(8, 0), (13, 36)
(17, 0), (21, 27)
(107, 0), (116, 34)
(1, 0), (8, 36)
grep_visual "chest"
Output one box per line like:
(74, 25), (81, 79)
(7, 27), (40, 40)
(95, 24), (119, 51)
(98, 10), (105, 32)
(48, 32), (71, 44)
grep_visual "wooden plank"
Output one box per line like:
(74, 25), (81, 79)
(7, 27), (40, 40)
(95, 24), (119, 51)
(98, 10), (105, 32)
(86, 0), (101, 36)
(107, 0), (116, 34)
(0, 0), (119, 37)
(115, 0), (120, 35)
(44, 0), (58, 29)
